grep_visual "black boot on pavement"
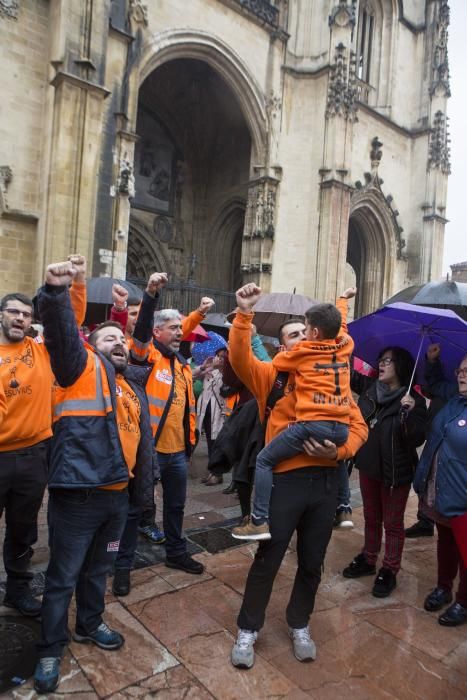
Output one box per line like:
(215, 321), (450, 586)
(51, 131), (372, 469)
(165, 554), (205, 575)
(113, 568), (131, 597)
(372, 567), (397, 598)
(405, 520), (434, 538)
(343, 553), (376, 578)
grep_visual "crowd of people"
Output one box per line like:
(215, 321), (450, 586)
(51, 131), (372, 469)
(0, 255), (465, 694)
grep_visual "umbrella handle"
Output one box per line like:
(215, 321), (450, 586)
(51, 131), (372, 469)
(407, 333), (425, 394)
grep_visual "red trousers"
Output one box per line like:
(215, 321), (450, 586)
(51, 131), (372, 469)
(436, 522), (467, 607)
(359, 472), (411, 574)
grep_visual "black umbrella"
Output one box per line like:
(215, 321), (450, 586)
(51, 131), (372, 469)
(200, 312), (231, 340)
(86, 277), (143, 305)
(85, 277), (143, 326)
(384, 281), (467, 321)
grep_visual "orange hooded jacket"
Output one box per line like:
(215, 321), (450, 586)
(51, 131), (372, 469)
(272, 296), (354, 424)
(229, 308), (367, 474)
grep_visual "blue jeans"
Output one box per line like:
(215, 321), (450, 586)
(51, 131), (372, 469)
(38, 488), (129, 658)
(157, 451), (188, 560)
(253, 421), (348, 521)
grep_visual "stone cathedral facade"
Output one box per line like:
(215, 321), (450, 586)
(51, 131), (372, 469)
(0, 0), (450, 316)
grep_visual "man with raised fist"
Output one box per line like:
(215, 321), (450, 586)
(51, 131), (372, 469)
(33, 261), (156, 694)
(130, 278), (215, 574)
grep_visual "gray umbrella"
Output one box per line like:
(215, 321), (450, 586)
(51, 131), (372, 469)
(384, 280), (467, 321)
(231, 292), (317, 337)
(200, 312), (231, 340)
(86, 277), (143, 305)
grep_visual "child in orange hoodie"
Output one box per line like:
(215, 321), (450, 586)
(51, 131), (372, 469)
(232, 287), (356, 541)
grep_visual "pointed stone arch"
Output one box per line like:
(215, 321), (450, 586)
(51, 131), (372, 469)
(132, 29), (269, 167)
(208, 197), (246, 291)
(348, 185), (401, 315)
(126, 216), (171, 284)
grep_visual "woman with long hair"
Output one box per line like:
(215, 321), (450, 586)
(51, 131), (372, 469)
(343, 347), (427, 597)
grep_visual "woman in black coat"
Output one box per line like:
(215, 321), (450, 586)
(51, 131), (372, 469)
(343, 347), (427, 597)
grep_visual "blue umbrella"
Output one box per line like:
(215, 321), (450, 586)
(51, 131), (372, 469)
(191, 331), (227, 366)
(349, 302), (467, 390)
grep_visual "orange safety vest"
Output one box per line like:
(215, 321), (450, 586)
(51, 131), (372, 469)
(224, 393), (239, 418)
(144, 353), (196, 447)
(49, 343), (130, 489)
(53, 345), (112, 422)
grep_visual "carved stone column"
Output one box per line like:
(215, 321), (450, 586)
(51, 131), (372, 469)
(315, 1), (357, 301)
(110, 119), (139, 279)
(241, 175), (279, 291)
(420, 0), (450, 282)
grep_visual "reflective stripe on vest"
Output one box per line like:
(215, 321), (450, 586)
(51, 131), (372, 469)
(145, 355), (196, 444)
(53, 353), (112, 419)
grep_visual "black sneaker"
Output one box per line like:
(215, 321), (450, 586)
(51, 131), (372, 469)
(424, 586), (452, 612)
(343, 553), (376, 578)
(165, 554), (205, 575)
(372, 567), (397, 598)
(112, 568), (131, 597)
(405, 521), (434, 538)
(3, 593), (42, 617)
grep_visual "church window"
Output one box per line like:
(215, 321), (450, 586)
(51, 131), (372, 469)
(357, 3), (375, 84)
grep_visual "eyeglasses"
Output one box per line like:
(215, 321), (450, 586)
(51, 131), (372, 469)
(2, 308), (33, 320)
(378, 357), (394, 366)
(455, 367), (467, 378)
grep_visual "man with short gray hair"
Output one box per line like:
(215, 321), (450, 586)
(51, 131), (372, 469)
(131, 276), (214, 574)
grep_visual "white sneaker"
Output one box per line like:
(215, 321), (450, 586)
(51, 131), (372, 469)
(231, 629), (258, 669)
(288, 626), (316, 662)
(335, 507), (354, 529)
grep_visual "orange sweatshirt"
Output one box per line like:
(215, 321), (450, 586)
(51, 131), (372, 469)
(69, 280), (87, 328)
(0, 280), (86, 452)
(0, 381), (6, 425)
(229, 309), (367, 473)
(272, 297), (354, 424)
(0, 336), (53, 451)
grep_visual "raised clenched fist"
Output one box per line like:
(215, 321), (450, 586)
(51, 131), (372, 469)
(198, 297), (215, 315)
(112, 284), (128, 310)
(426, 343), (441, 363)
(46, 261), (76, 287)
(68, 255), (87, 284)
(341, 287), (357, 300)
(146, 272), (168, 297)
(235, 283), (262, 312)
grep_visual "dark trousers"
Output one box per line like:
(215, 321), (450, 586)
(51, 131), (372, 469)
(254, 421), (348, 520)
(359, 472), (411, 574)
(38, 488), (129, 658)
(157, 450), (188, 560)
(237, 467), (338, 632)
(115, 503), (141, 570)
(0, 441), (48, 601)
(437, 522), (467, 607)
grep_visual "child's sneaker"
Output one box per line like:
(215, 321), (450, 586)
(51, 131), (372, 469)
(231, 517), (271, 541)
(334, 505), (354, 529)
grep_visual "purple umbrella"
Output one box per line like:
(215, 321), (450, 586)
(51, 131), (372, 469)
(191, 331), (227, 366)
(349, 302), (467, 390)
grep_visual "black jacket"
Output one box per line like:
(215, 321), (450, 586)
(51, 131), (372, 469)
(351, 373), (427, 488)
(208, 399), (264, 484)
(38, 284), (156, 509)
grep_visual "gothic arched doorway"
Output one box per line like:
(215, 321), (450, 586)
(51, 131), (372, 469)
(127, 58), (252, 298)
(346, 203), (393, 317)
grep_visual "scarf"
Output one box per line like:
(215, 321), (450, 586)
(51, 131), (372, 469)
(375, 381), (406, 405)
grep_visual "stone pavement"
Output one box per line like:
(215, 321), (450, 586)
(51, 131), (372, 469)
(1, 442), (466, 699)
